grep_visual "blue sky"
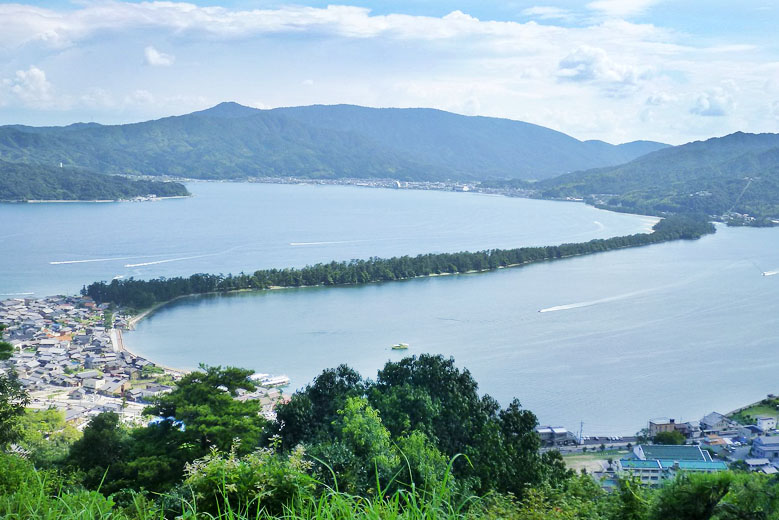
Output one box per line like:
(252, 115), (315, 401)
(1, 0), (778, 144)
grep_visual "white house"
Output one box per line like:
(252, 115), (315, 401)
(756, 416), (777, 432)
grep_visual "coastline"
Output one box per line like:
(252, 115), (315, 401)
(113, 327), (190, 376)
(20, 195), (191, 204)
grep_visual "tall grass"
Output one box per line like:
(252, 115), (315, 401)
(0, 457), (476, 520)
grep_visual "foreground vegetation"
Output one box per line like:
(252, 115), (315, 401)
(1, 356), (778, 518)
(0, 159), (189, 201)
(83, 215), (715, 309)
(2, 350), (779, 518)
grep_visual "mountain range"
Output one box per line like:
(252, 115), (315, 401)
(0, 102), (667, 183)
(538, 132), (779, 223)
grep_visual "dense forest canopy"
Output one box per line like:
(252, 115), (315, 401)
(83, 215), (716, 309)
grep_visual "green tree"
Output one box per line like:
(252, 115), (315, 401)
(145, 365), (266, 455)
(653, 430), (686, 445)
(650, 473), (733, 520)
(0, 324), (13, 360)
(273, 364), (364, 449)
(16, 408), (80, 467)
(66, 412), (132, 493)
(1, 325), (30, 448)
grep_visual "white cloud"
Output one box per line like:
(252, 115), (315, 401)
(772, 101), (779, 119)
(690, 88), (734, 117)
(144, 46), (175, 66)
(0, 1), (775, 143)
(557, 46), (650, 95)
(125, 89), (155, 106)
(80, 87), (115, 108)
(3, 66), (53, 107)
(645, 92), (675, 105)
(521, 6), (574, 22)
(586, 0), (662, 18)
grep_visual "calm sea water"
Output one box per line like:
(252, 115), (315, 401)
(0, 182), (655, 297)
(4, 183), (777, 434)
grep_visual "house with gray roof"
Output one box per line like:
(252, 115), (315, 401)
(700, 412), (737, 433)
(752, 436), (779, 461)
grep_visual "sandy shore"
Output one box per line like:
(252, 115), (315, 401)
(114, 326), (190, 376)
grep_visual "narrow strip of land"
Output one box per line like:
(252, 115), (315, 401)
(83, 215), (716, 311)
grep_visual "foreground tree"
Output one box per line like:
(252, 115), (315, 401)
(0, 325), (29, 448)
(274, 355), (567, 497)
(145, 365), (267, 455)
(67, 412), (132, 493)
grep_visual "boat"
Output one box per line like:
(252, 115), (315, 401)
(391, 343), (409, 350)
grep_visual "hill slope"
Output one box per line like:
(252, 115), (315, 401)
(538, 132), (779, 223)
(0, 160), (189, 201)
(0, 103), (667, 181)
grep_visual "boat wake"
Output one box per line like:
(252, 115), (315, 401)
(50, 256), (138, 265)
(290, 240), (360, 246)
(539, 288), (657, 313)
(125, 254), (211, 267)
(123, 246), (243, 268)
(0, 292), (34, 296)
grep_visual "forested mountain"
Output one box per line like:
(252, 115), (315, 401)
(538, 132), (779, 223)
(0, 160), (189, 201)
(0, 103), (666, 182)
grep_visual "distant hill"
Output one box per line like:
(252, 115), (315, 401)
(538, 132), (779, 223)
(0, 103), (667, 182)
(0, 160), (189, 201)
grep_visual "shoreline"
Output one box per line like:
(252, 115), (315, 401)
(21, 195), (192, 204)
(114, 327), (190, 376)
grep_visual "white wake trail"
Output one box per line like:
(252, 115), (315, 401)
(290, 240), (359, 246)
(125, 254), (210, 267)
(539, 289), (656, 313)
(50, 256), (138, 265)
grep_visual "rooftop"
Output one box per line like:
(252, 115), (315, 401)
(637, 444), (708, 462)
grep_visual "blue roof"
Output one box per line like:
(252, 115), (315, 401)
(672, 461), (728, 471)
(639, 444), (707, 461)
(621, 459), (661, 469)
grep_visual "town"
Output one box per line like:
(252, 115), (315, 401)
(536, 402), (779, 486)
(0, 295), (287, 427)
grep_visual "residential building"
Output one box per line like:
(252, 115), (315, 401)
(618, 444), (727, 486)
(649, 418), (677, 437)
(756, 416), (777, 432)
(752, 436), (779, 461)
(700, 412), (737, 433)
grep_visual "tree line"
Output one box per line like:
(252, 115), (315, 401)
(83, 215), (716, 309)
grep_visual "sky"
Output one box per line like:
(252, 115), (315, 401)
(1, 0), (778, 144)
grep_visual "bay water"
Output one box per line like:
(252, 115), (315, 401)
(3, 182), (777, 434)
